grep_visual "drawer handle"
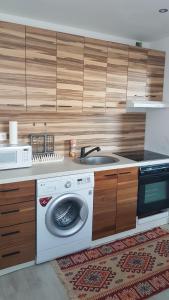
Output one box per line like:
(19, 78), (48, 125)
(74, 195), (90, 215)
(2, 251), (20, 258)
(92, 106), (104, 108)
(0, 188), (20, 193)
(1, 209), (19, 215)
(1, 230), (20, 237)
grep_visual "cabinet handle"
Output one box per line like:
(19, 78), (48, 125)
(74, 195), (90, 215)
(40, 105), (56, 107)
(1, 209), (19, 215)
(0, 188), (19, 193)
(119, 171), (131, 175)
(92, 106), (104, 108)
(1, 230), (20, 237)
(2, 251), (20, 258)
(104, 174), (117, 178)
(58, 105), (73, 108)
(6, 104), (25, 107)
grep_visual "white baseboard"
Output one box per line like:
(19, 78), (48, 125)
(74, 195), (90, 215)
(0, 261), (35, 277)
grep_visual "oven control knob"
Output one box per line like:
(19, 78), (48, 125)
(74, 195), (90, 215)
(65, 181), (71, 188)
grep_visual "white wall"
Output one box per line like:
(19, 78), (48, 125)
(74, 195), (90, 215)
(0, 12), (150, 47)
(145, 36), (169, 155)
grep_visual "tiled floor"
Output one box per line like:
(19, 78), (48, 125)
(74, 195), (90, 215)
(1, 226), (169, 300)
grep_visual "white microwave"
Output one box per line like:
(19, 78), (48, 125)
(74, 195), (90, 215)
(0, 144), (32, 170)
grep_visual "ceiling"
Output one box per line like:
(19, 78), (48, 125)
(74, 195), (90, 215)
(0, 0), (169, 41)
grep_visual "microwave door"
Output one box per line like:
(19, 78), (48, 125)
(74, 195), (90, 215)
(0, 150), (18, 169)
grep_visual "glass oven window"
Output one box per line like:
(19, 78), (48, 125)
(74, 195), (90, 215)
(145, 181), (168, 204)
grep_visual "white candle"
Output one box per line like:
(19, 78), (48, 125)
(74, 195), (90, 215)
(9, 121), (18, 145)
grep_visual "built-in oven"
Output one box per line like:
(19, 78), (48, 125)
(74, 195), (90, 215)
(137, 164), (169, 218)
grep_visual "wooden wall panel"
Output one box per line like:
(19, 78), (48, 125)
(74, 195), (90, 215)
(0, 21), (26, 111)
(83, 38), (108, 112)
(106, 43), (128, 112)
(0, 112), (146, 156)
(127, 47), (148, 101)
(57, 33), (84, 112)
(146, 50), (165, 101)
(26, 27), (56, 111)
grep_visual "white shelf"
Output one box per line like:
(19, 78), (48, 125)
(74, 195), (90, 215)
(127, 100), (168, 108)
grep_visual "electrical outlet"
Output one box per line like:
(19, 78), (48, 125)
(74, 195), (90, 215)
(0, 132), (7, 141)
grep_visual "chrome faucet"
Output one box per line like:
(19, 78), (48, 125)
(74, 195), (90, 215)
(80, 146), (101, 158)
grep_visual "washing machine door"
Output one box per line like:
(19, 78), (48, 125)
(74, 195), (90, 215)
(45, 193), (89, 237)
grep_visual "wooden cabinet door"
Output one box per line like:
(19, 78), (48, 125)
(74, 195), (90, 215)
(127, 47), (148, 101)
(26, 27), (56, 111)
(57, 33), (84, 112)
(93, 170), (117, 240)
(83, 38), (107, 112)
(0, 21), (26, 111)
(116, 167), (138, 233)
(146, 50), (165, 101)
(106, 43), (128, 112)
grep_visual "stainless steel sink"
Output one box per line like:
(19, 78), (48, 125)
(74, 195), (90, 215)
(74, 155), (119, 165)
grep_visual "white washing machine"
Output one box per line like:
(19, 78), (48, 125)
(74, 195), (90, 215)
(36, 172), (94, 264)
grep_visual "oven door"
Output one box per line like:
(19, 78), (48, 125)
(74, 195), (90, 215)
(138, 172), (169, 218)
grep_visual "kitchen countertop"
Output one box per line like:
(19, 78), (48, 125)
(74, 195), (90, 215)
(1, 152), (169, 184)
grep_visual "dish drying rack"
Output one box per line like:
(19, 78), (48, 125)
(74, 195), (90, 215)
(32, 153), (64, 164)
(30, 134), (64, 164)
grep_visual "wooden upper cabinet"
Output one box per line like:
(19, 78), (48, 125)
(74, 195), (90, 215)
(26, 27), (57, 111)
(146, 50), (165, 101)
(116, 167), (138, 233)
(93, 170), (117, 240)
(57, 33), (84, 112)
(83, 38), (108, 112)
(0, 21), (26, 111)
(127, 47), (148, 101)
(106, 43), (129, 112)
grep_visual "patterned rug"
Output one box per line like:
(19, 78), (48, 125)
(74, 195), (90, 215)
(51, 227), (169, 300)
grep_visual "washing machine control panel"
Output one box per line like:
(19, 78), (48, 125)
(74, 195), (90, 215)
(37, 173), (94, 197)
(77, 176), (91, 185)
(65, 181), (72, 188)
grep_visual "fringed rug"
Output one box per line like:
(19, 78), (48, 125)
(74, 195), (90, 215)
(51, 227), (169, 300)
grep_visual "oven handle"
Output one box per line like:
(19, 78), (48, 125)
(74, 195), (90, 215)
(139, 172), (169, 183)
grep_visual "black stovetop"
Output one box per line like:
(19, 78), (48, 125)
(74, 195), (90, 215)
(115, 150), (169, 162)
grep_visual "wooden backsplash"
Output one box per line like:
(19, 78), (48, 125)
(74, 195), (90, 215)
(0, 112), (146, 156)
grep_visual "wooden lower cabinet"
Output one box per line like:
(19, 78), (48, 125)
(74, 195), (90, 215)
(116, 167), (138, 233)
(0, 180), (35, 270)
(93, 167), (138, 240)
(93, 170), (118, 240)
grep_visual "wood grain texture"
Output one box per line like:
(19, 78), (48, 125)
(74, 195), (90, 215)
(116, 167), (138, 233)
(0, 221), (35, 250)
(0, 242), (35, 269)
(106, 43), (129, 112)
(26, 26), (57, 111)
(0, 180), (35, 206)
(0, 201), (35, 227)
(146, 50), (165, 101)
(0, 112), (146, 156)
(83, 38), (108, 112)
(57, 33), (84, 112)
(127, 47), (148, 101)
(0, 21), (26, 111)
(93, 170), (117, 240)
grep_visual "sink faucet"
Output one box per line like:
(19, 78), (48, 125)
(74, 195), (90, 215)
(80, 146), (101, 158)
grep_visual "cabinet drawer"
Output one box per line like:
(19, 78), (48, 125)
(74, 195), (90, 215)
(0, 242), (35, 270)
(0, 221), (35, 250)
(118, 167), (138, 182)
(0, 201), (35, 227)
(95, 170), (118, 190)
(0, 181), (35, 206)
